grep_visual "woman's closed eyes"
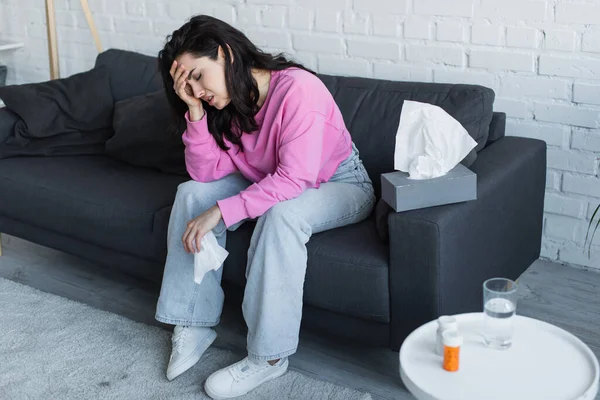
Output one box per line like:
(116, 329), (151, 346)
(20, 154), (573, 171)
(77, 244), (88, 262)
(184, 68), (201, 81)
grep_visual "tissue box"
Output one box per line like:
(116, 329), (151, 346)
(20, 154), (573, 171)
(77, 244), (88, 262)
(381, 164), (477, 212)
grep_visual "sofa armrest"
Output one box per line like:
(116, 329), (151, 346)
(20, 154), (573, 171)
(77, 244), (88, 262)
(387, 136), (546, 350)
(0, 108), (18, 145)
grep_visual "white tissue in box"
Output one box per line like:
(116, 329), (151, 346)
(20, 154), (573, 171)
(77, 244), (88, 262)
(194, 231), (229, 285)
(394, 100), (477, 179)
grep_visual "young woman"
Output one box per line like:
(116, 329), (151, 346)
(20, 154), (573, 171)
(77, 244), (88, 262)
(155, 15), (375, 399)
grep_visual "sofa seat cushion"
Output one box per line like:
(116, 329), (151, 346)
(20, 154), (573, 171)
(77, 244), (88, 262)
(224, 215), (390, 323)
(0, 155), (187, 261)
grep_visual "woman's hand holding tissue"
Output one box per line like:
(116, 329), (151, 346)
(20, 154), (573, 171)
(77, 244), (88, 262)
(182, 205), (222, 253)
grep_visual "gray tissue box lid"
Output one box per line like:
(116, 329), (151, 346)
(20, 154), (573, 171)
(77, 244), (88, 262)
(381, 164), (477, 212)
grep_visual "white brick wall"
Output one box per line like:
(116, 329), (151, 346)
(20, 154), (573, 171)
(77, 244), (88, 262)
(0, 0), (599, 269)
(544, 30), (576, 52)
(471, 24), (503, 46)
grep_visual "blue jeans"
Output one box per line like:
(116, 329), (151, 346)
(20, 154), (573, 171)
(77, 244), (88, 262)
(155, 143), (375, 361)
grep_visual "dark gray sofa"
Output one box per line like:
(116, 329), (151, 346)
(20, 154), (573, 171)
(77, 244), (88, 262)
(0, 49), (546, 351)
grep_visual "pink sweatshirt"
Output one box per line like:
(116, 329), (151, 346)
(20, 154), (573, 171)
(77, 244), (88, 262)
(181, 68), (352, 228)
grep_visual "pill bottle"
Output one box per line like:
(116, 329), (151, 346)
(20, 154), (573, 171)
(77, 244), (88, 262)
(436, 316), (458, 355)
(442, 329), (462, 372)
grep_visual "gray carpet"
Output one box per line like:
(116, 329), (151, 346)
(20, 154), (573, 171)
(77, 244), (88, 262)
(0, 278), (372, 400)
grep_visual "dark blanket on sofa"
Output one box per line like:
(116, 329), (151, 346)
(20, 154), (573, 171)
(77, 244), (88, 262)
(0, 66), (114, 159)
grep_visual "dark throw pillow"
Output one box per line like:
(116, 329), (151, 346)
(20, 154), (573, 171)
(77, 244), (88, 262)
(0, 66), (114, 158)
(105, 90), (188, 176)
(0, 65), (114, 139)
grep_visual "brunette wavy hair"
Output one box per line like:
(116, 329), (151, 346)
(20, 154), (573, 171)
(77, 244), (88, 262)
(158, 15), (314, 151)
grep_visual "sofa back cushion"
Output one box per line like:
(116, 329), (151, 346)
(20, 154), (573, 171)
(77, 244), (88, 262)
(105, 90), (188, 176)
(317, 75), (495, 196)
(95, 49), (163, 102)
(95, 49), (495, 196)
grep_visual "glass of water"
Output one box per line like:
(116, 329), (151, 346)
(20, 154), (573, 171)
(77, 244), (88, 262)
(483, 278), (518, 349)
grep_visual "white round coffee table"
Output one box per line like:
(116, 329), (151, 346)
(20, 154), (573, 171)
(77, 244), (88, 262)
(400, 313), (599, 400)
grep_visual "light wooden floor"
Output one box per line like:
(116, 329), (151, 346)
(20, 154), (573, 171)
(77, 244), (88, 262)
(1, 233), (599, 400)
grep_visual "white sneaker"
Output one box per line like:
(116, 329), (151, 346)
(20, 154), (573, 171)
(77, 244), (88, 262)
(204, 356), (289, 399)
(166, 325), (217, 381)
